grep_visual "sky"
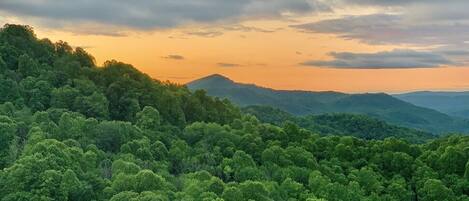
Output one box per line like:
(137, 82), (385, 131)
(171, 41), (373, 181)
(1, 0), (469, 93)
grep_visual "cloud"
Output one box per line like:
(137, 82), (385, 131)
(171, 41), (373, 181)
(0, 0), (327, 35)
(293, 14), (469, 46)
(162, 55), (185, 60)
(292, 1), (469, 66)
(180, 24), (277, 38)
(301, 49), (454, 69)
(184, 30), (224, 38)
(438, 50), (469, 56)
(331, 0), (422, 6)
(217, 63), (242, 67)
(221, 24), (276, 33)
(292, 0), (469, 47)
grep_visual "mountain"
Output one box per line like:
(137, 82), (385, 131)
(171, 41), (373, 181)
(395, 91), (469, 119)
(188, 74), (469, 134)
(187, 74), (347, 114)
(243, 105), (435, 143)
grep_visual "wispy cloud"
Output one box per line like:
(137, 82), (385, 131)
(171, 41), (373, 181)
(217, 63), (242, 67)
(301, 49), (454, 69)
(294, 14), (469, 46)
(184, 30), (224, 38)
(292, 0), (469, 48)
(162, 55), (185, 60)
(221, 24), (276, 33)
(180, 24), (277, 38)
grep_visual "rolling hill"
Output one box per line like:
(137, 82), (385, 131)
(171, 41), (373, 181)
(395, 91), (469, 119)
(188, 74), (469, 134)
(242, 105), (435, 143)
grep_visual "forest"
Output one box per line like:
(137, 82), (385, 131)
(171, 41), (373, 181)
(0, 24), (468, 201)
(188, 74), (469, 134)
(242, 105), (434, 143)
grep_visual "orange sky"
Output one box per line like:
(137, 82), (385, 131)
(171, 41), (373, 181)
(5, 4), (469, 93)
(31, 25), (467, 93)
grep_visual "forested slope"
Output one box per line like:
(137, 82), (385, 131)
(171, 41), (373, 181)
(188, 74), (469, 134)
(0, 24), (469, 201)
(243, 105), (435, 143)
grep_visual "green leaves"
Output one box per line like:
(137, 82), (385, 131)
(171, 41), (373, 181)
(0, 54), (7, 73)
(1, 24), (469, 201)
(136, 106), (161, 131)
(93, 121), (141, 153)
(420, 179), (456, 201)
(0, 115), (16, 168)
(465, 161), (469, 180)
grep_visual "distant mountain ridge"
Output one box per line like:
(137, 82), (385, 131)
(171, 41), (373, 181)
(188, 74), (469, 134)
(242, 105), (435, 143)
(395, 91), (469, 119)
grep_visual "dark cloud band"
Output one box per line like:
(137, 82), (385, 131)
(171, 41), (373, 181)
(301, 49), (454, 69)
(0, 0), (324, 33)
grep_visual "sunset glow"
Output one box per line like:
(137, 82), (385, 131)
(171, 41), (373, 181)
(2, 0), (469, 93)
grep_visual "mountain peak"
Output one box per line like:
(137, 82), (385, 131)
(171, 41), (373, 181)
(187, 74), (235, 89)
(204, 74), (232, 81)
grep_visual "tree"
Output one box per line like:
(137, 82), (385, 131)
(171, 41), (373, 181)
(465, 160), (469, 180)
(73, 47), (95, 68)
(383, 177), (411, 201)
(168, 140), (190, 174)
(136, 106), (161, 130)
(55, 40), (73, 56)
(51, 85), (80, 109)
(239, 181), (272, 201)
(111, 159), (141, 178)
(109, 191), (139, 201)
(151, 141), (168, 161)
(438, 146), (467, 175)
(0, 115), (17, 168)
(0, 76), (21, 103)
(73, 92), (110, 120)
(0, 54), (7, 73)
(280, 178), (304, 200)
(121, 138), (153, 161)
(61, 169), (86, 201)
(222, 187), (243, 201)
(93, 121), (141, 152)
(349, 168), (383, 195)
(17, 54), (40, 77)
(134, 170), (166, 192)
(420, 179), (455, 201)
(308, 170), (330, 195)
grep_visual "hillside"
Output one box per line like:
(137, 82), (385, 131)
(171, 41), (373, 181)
(1, 24), (469, 201)
(187, 74), (346, 114)
(395, 91), (469, 119)
(185, 74), (366, 113)
(188, 74), (469, 134)
(243, 105), (435, 143)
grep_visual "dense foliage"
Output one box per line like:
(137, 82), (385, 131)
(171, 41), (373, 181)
(188, 74), (469, 133)
(0, 24), (468, 201)
(243, 105), (435, 143)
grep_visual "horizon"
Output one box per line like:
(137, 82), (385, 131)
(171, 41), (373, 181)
(2, 1), (469, 93)
(186, 73), (469, 94)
